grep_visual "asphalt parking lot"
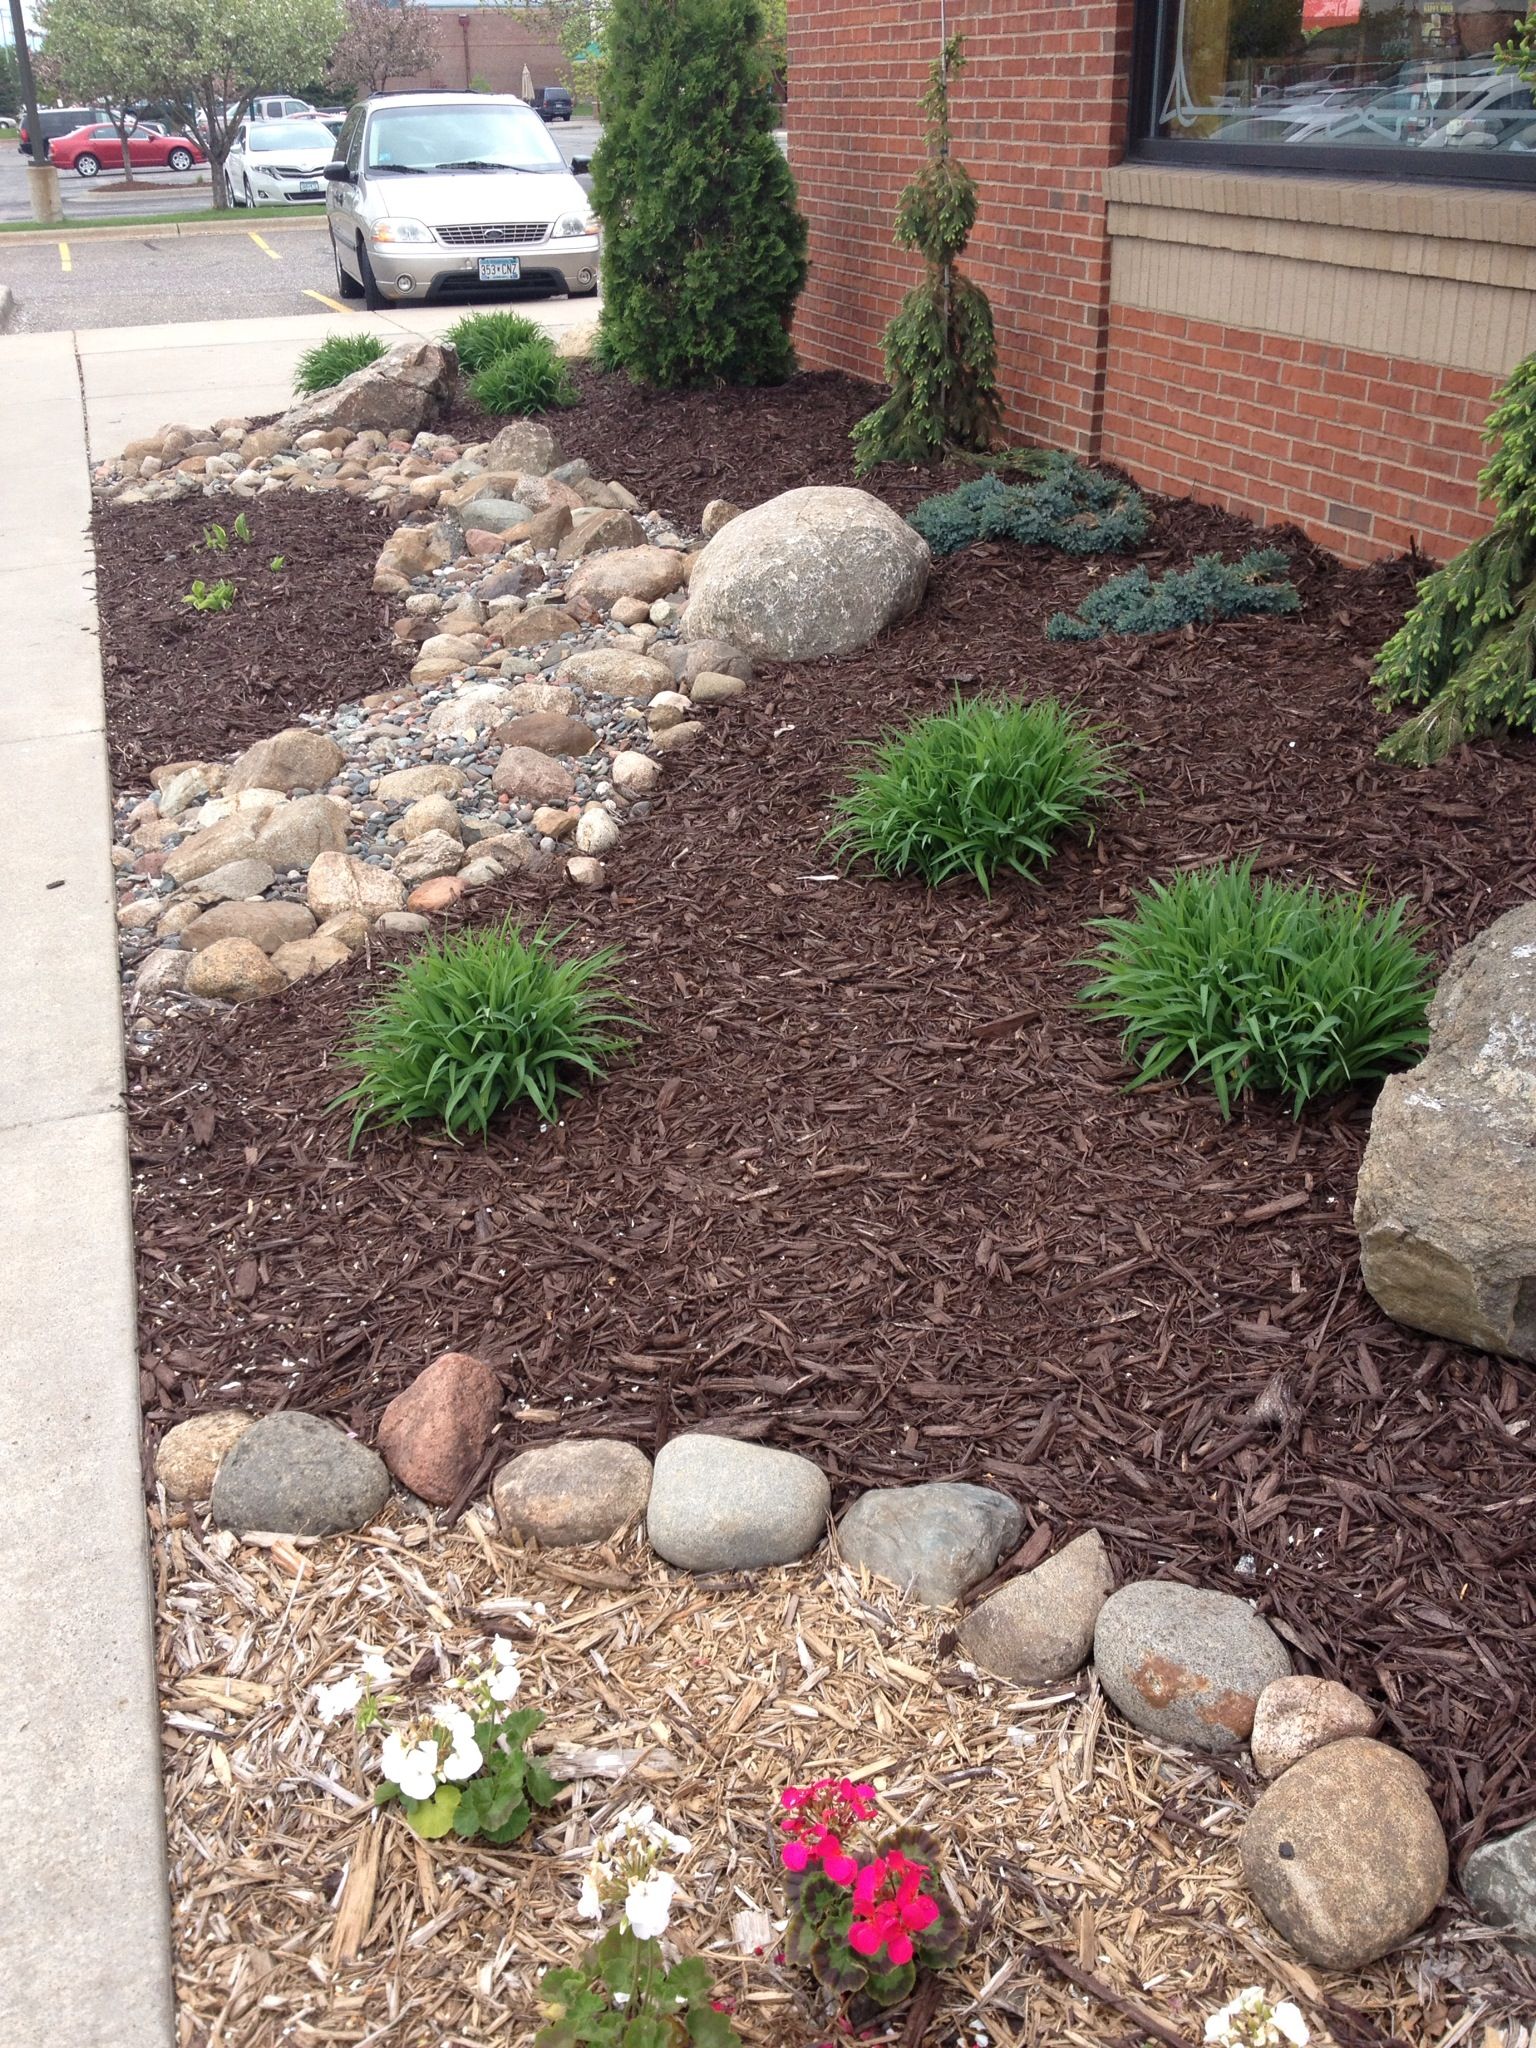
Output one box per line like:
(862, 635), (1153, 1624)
(0, 121), (601, 332)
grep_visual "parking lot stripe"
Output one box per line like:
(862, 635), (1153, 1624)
(58, 242), (72, 273)
(303, 289), (351, 315)
(248, 233), (282, 261)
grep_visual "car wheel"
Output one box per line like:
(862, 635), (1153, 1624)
(167, 147), (193, 171)
(244, 177), (255, 209)
(332, 231), (363, 300)
(74, 153), (101, 179)
(357, 242), (389, 310)
(230, 176), (245, 208)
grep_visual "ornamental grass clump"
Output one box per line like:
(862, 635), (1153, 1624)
(313, 1638), (562, 1843)
(1080, 858), (1433, 1118)
(471, 336), (580, 416)
(828, 695), (1116, 895)
(1046, 549), (1299, 643)
(333, 917), (635, 1144)
(909, 458), (1151, 559)
(446, 308), (546, 374)
(291, 332), (387, 396)
(777, 1778), (965, 2015)
(535, 1805), (741, 2046)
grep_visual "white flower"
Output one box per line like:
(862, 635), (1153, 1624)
(486, 1654), (522, 1704)
(359, 1651), (392, 1686)
(624, 1871), (676, 1941)
(1272, 2007), (1309, 2047)
(577, 1872), (604, 1922)
(313, 1674), (364, 1724)
(1205, 1989), (1310, 2048)
(381, 1732), (441, 1802)
(438, 1705), (482, 1781)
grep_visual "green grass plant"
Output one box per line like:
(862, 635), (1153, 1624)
(470, 338), (580, 416)
(333, 917), (635, 1145)
(293, 332), (387, 396)
(446, 309), (546, 374)
(1079, 858), (1433, 1118)
(828, 694), (1116, 895)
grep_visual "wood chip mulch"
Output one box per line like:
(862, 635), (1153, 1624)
(119, 376), (1536, 1888)
(154, 1502), (1529, 2048)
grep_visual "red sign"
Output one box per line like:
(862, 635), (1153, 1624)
(1302, 0), (1363, 24)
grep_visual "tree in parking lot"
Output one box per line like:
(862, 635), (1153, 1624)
(39, 0), (174, 187)
(327, 0), (441, 97)
(591, 0), (807, 388)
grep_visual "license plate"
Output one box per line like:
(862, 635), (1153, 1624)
(477, 256), (521, 282)
(297, 179), (321, 195)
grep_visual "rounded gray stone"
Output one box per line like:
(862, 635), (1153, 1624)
(1462, 1819), (1536, 1948)
(210, 1411), (392, 1537)
(1093, 1580), (1292, 1752)
(646, 1433), (829, 1571)
(493, 1438), (653, 1548)
(837, 1482), (1022, 1609)
(959, 1528), (1114, 1681)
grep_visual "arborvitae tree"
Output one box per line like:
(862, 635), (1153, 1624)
(591, 0), (807, 388)
(851, 33), (1001, 474)
(1374, 353), (1536, 764)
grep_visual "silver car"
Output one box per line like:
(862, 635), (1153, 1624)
(324, 92), (600, 308)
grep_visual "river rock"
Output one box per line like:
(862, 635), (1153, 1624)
(1093, 1581), (1292, 1750)
(493, 1438), (653, 1547)
(280, 336), (456, 440)
(1462, 1819), (1536, 1947)
(485, 419), (560, 474)
(306, 851), (406, 922)
(392, 829), (465, 887)
(192, 858), (276, 903)
(375, 764), (465, 803)
(557, 508), (647, 561)
(272, 933), (352, 982)
(211, 1410), (393, 1537)
(647, 1433), (830, 1570)
(837, 1482), (1022, 1608)
(1240, 1738), (1448, 1967)
(459, 496), (530, 535)
(701, 498), (742, 538)
(226, 727), (345, 796)
(162, 805), (278, 885)
(685, 486), (930, 661)
(134, 948), (190, 997)
(575, 805), (619, 856)
(1356, 900), (1536, 1361)
(252, 793), (350, 872)
(377, 1351), (501, 1507)
(611, 751), (660, 796)
(565, 546), (687, 610)
(182, 899), (317, 954)
(185, 936), (288, 1001)
(425, 684), (514, 738)
(656, 638), (755, 685)
(395, 795), (462, 843)
(1250, 1675), (1376, 1778)
(959, 1529), (1114, 1682)
(154, 1411), (255, 1501)
(690, 672), (747, 704)
(493, 711), (597, 757)
(491, 746), (576, 803)
(555, 648), (672, 700)
(497, 605), (579, 653)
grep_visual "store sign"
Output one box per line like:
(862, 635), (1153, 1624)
(1301, 0), (1363, 23)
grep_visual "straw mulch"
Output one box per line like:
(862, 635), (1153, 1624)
(153, 1503), (1530, 2048)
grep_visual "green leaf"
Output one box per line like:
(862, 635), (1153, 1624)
(402, 1785), (461, 1839)
(660, 1957), (711, 2010)
(685, 2007), (744, 2048)
(619, 2016), (669, 2048)
(864, 1959), (917, 2006)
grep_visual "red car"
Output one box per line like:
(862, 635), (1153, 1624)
(50, 123), (206, 179)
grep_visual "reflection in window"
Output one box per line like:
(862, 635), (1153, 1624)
(1155, 0), (1536, 154)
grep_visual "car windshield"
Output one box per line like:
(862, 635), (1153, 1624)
(364, 103), (566, 172)
(250, 122), (335, 155)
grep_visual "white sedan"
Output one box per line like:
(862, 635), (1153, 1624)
(228, 118), (338, 207)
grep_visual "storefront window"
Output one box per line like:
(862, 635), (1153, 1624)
(1146, 0), (1536, 162)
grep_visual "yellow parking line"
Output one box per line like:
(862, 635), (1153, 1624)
(58, 242), (72, 273)
(249, 232), (281, 260)
(303, 289), (351, 315)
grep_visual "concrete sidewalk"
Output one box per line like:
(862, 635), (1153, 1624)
(0, 298), (597, 2047)
(0, 331), (174, 2047)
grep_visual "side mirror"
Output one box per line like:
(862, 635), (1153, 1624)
(572, 153), (591, 174)
(323, 161), (354, 183)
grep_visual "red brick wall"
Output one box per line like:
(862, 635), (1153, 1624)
(391, 16), (565, 97)
(1101, 306), (1496, 565)
(786, 0), (1136, 456)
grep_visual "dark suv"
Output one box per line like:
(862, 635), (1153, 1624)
(530, 85), (574, 122)
(18, 106), (106, 157)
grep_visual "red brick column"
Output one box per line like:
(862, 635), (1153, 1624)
(786, 0), (1135, 456)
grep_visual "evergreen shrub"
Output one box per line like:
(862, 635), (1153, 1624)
(591, 0), (807, 387)
(828, 695), (1116, 895)
(851, 35), (1001, 471)
(1080, 859), (1433, 1118)
(909, 460), (1151, 559)
(1046, 549), (1299, 642)
(1374, 351), (1536, 763)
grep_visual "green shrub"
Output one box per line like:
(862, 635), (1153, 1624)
(1079, 859), (1433, 1118)
(446, 309), (546, 375)
(828, 695), (1116, 895)
(292, 333), (387, 396)
(1046, 549), (1300, 643)
(591, 0), (808, 387)
(909, 460), (1151, 559)
(851, 35), (1001, 472)
(469, 338), (580, 416)
(333, 917), (636, 1144)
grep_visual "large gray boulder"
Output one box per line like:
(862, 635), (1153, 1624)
(684, 486), (930, 662)
(280, 338), (457, 439)
(646, 1433), (829, 1571)
(837, 1482), (1021, 1608)
(1355, 900), (1536, 1361)
(1462, 1819), (1536, 1949)
(959, 1529), (1114, 1681)
(211, 1411), (391, 1536)
(1093, 1580), (1291, 1751)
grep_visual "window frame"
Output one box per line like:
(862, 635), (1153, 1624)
(1127, 0), (1536, 186)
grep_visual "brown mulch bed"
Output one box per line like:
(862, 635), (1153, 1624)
(95, 491), (404, 789)
(117, 377), (1536, 1881)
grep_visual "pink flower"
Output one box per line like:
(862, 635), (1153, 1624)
(847, 1851), (939, 1969)
(778, 1778), (879, 1886)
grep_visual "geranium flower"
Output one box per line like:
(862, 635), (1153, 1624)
(486, 1638), (523, 1703)
(359, 1651), (392, 1686)
(577, 1873), (603, 1922)
(847, 1851), (939, 1967)
(381, 1732), (440, 1801)
(313, 1674), (364, 1724)
(1205, 1989), (1310, 2048)
(438, 1705), (483, 1782)
(624, 1871), (676, 1940)
(778, 1779), (876, 1885)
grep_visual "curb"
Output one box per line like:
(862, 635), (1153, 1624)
(1, 214), (326, 247)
